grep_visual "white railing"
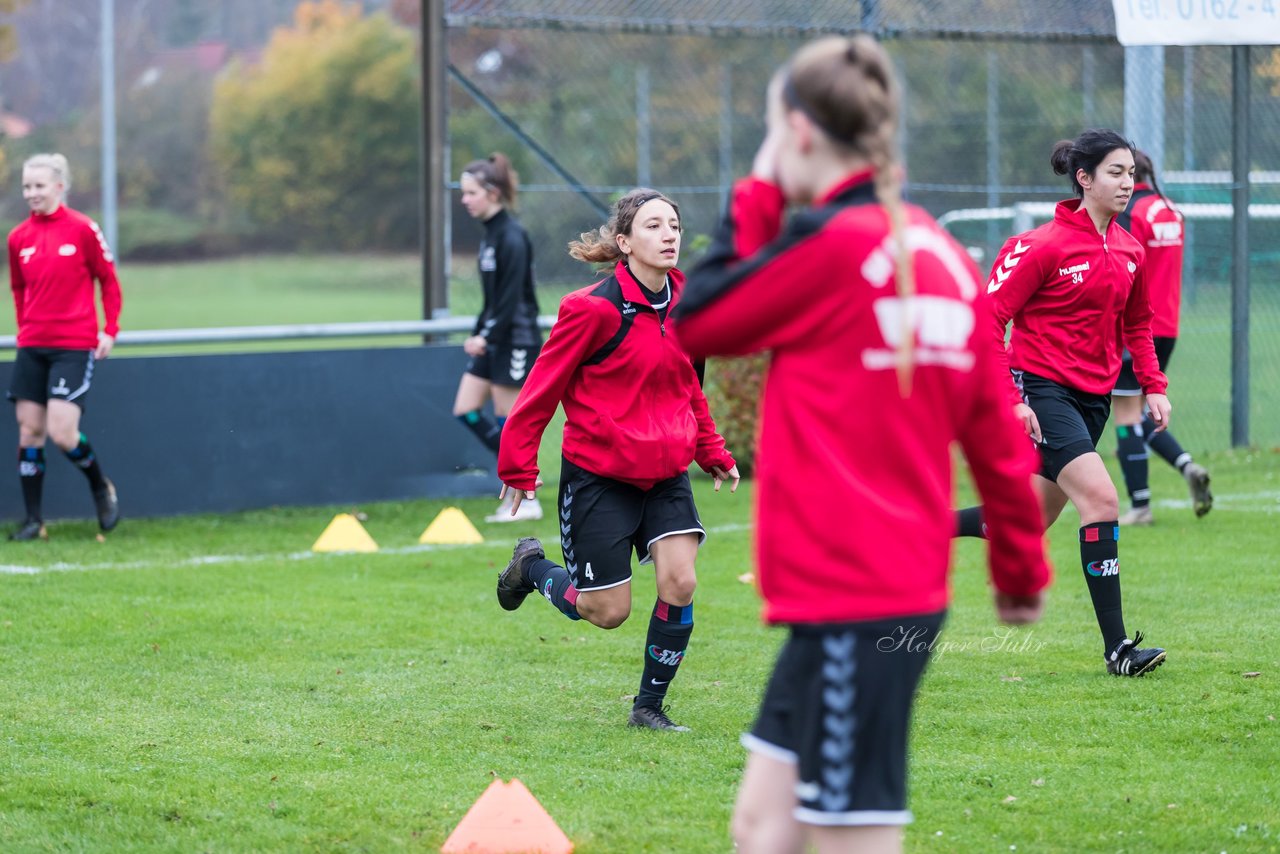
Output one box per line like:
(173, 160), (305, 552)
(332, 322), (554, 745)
(938, 201), (1280, 234)
(0, 315), (559, 350)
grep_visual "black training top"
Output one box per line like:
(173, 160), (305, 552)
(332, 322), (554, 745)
(473, 208), (542, 347)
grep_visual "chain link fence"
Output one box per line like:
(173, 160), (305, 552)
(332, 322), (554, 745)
(1, 1), (1272, 451)
(446, 1), (1279, 452)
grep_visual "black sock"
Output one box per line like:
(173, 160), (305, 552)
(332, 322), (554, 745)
(523, 557), (581, 620)
(635, 600), (694, 710)
(456, 410), (502, 455)
(1080, 522), (1126, 655)
(1142, 415), (1190, 472)
(955, 506), (987, 538)
(64, 433), (107, 493)
(18, 446), (45, 522)
(1115, 425), (1151, 509)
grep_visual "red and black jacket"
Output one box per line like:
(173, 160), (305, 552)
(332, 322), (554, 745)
(674, 173), (1050, 625)
(8, 205), (122, 349)
(1117, 183), (1183, 338)
(985, 198), (1167, 404)
(498, 262), (734, 492)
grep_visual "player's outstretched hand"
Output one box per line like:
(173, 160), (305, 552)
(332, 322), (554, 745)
(711, 465), (741, 494)
(499, 478), (543, 515)
(994, 590), (1044, 625)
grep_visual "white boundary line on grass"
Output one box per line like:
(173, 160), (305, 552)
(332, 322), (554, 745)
(0, 522), (755, 577)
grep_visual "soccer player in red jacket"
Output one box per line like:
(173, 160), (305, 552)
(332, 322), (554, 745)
(673, 36), (1050, 854)
(1112, 149), (1211, 525)
(957, 129), (1170, 678)
(6, 154), (121, 540)
(493, 188), (740, 732)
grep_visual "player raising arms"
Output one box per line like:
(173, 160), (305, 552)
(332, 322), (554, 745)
(956, 129), (1171, 678)
(493, 188), (739, 732)
(673, 36), (1050, 854)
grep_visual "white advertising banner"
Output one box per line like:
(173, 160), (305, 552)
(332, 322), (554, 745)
(1113, 0), (1280, 44)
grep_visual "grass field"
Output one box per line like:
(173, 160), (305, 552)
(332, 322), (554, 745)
(2, 448), (1277, 852)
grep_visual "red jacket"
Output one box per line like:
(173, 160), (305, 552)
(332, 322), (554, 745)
(498, 262), (734, 492)
(1118, 184), (1183, 338)
(674, 173), (1050, 624)
(8, 205), (122, 349)
(986, 199), (1166, 404)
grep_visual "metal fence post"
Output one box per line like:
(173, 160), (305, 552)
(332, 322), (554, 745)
(422, 0), (449, 324)
(1231, 45), (1251, 448)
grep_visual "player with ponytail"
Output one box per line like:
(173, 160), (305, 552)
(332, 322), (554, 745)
(452, 152), (545, 522)
(673, 36), (1049, 853)
(955, 129), (1171, 680)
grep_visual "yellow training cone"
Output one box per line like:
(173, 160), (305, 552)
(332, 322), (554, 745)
(419, 507), (484, 545)
(311, 513), (379, 553)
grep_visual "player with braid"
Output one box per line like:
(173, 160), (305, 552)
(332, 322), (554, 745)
(955, 129), (1171, 678)
(493, 188), (740, 732)
(674, 36), (1050, 854)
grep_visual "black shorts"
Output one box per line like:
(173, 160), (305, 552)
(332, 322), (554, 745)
(556, 456), (706, 592)
(465, 340), (542, 388)
(744, 612), (946, 827)
(7, 347), (96, 409)
(1113, 337), (1176, 396)
(1015, 371), (1110, 482)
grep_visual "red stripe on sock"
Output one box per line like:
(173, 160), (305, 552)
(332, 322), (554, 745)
(655, 600), (669, 621)
(1084, 527), (1100, 542)
(564, 585), (580, 607)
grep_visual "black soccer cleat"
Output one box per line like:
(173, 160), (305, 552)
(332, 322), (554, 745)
(496, 536), (543, 611)
(1106, 632), (1166, 677)
(9, 518), (48, 542)
(1183, 463), (1213, 518)
(94, 477), (120, 532)
(628, 705), (690, 732)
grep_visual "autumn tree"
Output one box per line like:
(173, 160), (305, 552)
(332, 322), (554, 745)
(210, 0), (419, 250)
(0, 0), (31, 183)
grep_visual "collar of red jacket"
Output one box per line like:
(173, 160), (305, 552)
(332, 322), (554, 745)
(1054, 197), (1116, 239)
(614, 260), (685, 304)
(816, 167), (877, 205)
(29, 205), (68, 223)
(1134, 182), (1152, 191)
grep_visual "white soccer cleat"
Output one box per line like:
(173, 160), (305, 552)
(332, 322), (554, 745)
(1118, 505), (1153, 526)
(1183, 462), (1213, 518)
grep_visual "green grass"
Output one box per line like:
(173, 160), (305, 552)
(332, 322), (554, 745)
(2, 449), (1278, 852)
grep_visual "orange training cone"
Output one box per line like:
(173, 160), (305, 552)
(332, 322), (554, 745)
(441, 778), (573, 854)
